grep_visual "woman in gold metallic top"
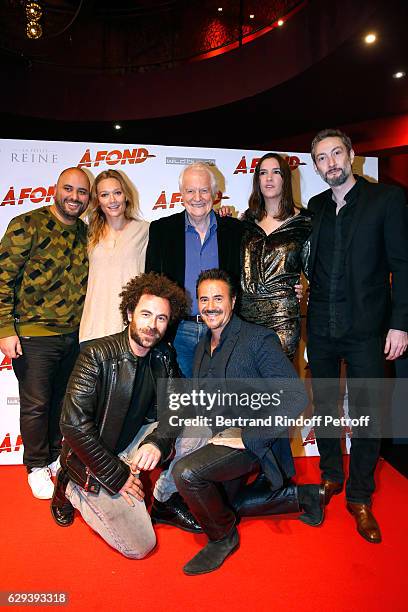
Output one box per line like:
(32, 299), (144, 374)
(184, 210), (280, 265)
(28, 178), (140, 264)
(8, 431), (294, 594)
(240, 153), (311, 360)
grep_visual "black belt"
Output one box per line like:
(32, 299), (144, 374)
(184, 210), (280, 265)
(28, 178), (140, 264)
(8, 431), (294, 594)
(182, 315), (204, 323)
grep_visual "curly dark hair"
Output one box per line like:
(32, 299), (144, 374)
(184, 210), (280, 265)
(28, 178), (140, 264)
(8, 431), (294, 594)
(247, 152), (295, 222)
(119, 272), (187, 325)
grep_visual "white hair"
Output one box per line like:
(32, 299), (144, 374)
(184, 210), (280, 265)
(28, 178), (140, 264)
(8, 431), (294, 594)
(178, 162), (218, 198)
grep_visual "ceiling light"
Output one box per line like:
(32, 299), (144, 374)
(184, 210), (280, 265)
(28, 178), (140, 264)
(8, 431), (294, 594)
(26, 2), (42, 21)
(277, 19), (284, 27)
(364, 33), (376, 44)
(218, 7), (223, 12)
(114, 124), (122, 130)
(26, 21), (42, 39)
(393, 71), (405, 79)
(249, 14), (255, 19)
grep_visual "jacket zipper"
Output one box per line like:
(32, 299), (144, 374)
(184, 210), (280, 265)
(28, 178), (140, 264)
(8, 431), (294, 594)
(84, 467), (91, 491)
(99, 362), (117, 436)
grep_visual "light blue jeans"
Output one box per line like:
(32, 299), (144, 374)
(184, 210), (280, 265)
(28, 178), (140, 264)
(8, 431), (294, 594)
(65, 422), (210, 557)
(173, 320), (207, 377)
(66, 422), (158, 559)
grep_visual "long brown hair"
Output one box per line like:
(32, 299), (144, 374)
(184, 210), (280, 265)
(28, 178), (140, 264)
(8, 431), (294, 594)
(247, 153), (295, 222)
(87, 170), (139, 249)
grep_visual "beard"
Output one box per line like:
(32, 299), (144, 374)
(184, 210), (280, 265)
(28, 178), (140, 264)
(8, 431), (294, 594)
(129, 323), (162, 349)
(54, 197), (87, 222)
(323, 167), (350, 187)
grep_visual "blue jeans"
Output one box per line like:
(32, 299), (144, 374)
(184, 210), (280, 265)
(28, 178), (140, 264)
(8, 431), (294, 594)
(173, 320), (207, 377)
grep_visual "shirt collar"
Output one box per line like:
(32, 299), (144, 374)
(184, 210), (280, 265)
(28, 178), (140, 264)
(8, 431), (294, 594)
(184, 209), (217, 232)
(327, 174), (362, 207)
(203, 313), (235, 355)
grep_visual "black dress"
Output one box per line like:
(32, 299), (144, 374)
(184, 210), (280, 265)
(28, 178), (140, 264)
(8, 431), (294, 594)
(240, 209), (312, 360)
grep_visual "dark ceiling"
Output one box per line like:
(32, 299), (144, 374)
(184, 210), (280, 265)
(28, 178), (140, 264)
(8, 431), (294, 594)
(0, 0), (407, 150)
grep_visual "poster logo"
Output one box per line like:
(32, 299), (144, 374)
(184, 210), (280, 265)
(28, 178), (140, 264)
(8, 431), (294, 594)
(233, 155), (306, 174)
(0, 433), (23, 453)
(10, 149), (58, 164)
(78, 148), (156, 168)
(152, 190), (228, 210)
(166, 157), (216, 166)
(7, 397), (19, 405)
(1, 186), (55, 207)
(0, 356), (12, 371)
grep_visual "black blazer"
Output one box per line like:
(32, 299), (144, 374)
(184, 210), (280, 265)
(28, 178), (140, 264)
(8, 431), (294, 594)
(193, 314), (308, 488)
(308, 177), (408, 336)
(145, 211), (243, 289)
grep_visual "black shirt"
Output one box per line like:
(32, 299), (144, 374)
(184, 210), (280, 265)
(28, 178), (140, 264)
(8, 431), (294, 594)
(198, 317), (234, 378)
(309, 178), (361, 338)
(115, 355), (155, 454)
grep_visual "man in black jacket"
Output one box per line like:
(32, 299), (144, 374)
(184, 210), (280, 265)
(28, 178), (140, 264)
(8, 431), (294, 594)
(145, 162), (246, 530)
(51, 272), (201, 558)
(170, 269), (324, 575)
(145, 161), (243, 378)
(307, 128), (408, 543)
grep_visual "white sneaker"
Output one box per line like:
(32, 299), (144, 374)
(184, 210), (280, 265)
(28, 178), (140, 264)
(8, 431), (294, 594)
(28, 467), (54, 499)
(48, 456), (61, 477)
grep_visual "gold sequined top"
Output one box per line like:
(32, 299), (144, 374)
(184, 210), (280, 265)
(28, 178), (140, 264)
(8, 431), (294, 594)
(240, 210), (311, 358)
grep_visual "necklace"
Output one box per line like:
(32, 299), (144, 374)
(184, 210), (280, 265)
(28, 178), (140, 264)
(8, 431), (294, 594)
(105, 220), (129, 248)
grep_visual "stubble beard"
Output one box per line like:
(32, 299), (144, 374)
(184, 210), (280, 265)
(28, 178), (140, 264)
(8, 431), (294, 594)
(323, 167), (350, 187)
(129, 325), (162, 349)
(54, 197), (86, 222)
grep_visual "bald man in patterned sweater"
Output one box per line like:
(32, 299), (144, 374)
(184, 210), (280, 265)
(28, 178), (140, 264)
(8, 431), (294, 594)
(0, 167), (90, 499)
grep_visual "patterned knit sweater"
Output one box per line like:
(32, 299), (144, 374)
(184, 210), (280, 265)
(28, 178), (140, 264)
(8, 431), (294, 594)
(0, 206), (88, 337)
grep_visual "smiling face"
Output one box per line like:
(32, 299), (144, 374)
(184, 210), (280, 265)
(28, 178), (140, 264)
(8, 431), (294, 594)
(313, 136), (355, 187)
(258, 157), (283, 201)
(198, 279), (236, 334)
(127, 293), (171, 356)
(96, 177), (127, 220)
(53, 168), (90, 224)
(181, 168), (214, 225)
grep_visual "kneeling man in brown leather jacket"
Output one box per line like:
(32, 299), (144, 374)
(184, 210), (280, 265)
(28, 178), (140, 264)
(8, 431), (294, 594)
(51, 272), (202, 558)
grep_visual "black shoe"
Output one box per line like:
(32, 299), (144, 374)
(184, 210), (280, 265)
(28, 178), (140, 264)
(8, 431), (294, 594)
(51, 503), (75, 527)
(233, 479), (300, 517)
(298, 484), (325, 527)
(50, 468), (75, 527)
(151, 493), (203, 533)
(183, 527), (239, 575)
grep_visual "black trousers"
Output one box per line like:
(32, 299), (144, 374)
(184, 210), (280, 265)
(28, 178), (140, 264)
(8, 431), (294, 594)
(12, 332), (79, 470)
(307, 333), (384, 504)
(173, 443), (261, 541)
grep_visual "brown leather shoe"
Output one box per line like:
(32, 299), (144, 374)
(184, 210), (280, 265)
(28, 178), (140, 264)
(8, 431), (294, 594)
(321, 479), (343, 505)
(346, 502), (382, 544)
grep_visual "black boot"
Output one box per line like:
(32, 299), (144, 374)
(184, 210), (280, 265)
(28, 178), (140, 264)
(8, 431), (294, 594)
(298, 484), (325, 526)
(233, 478), (300, 517)
(183, 527), (239, 575)
(151, 492), (203, 533)
(50, 468), (74, 527)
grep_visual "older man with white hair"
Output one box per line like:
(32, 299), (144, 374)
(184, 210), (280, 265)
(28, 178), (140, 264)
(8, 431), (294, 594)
(146, 162), (243, 378)
(145, 162), (243, 530)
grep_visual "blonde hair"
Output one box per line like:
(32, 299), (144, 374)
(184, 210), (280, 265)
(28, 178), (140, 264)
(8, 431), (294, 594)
(87, 170), (139, 249)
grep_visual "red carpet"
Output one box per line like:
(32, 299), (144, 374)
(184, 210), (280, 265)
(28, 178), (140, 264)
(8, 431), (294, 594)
(0, 457), (406, 612)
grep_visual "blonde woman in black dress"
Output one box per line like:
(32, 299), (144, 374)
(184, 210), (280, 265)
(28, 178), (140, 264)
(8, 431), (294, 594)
(240, 153), (311, 360)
